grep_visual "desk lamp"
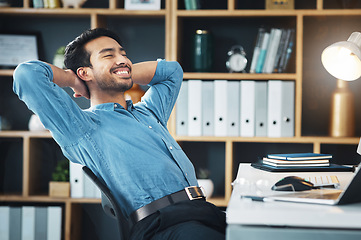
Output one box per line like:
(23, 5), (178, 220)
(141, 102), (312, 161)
(321, 32), (361, 137)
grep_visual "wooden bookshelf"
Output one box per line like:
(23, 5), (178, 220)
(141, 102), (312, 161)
(1, 0), (361, 239)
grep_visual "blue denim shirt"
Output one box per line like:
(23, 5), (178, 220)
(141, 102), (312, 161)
(13, 60), (198, 217)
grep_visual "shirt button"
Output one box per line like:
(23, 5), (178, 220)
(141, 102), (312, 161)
(114, 104), (117, 108)
(169, 146), (173, 150)
(148, 126), (152, 129)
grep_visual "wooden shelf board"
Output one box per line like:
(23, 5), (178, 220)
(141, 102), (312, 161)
(0, 69), (14, 77)
(183, 72), (296, 80)
(177, 9), (361, 17)
(0, 7), (166, 17)
(0, 130), (52, 138)
(175, 136), (360, 145)
(0, 195), (101, 204)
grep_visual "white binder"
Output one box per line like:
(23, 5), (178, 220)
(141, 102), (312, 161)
(255, 81), (268, 137)
(9, 207), (21, 240)
(0, 206), (10, 240)
(240, 81), (256, 137)
(35, 207), (47, 240)
(21, 206), (35, 240)
(70, 161), (84, 198)
(47, 206), (62, 240)
(214, 80), (228, 136)
(227, 80), (240, 137)
(176, 80), (188, 136)
(281, 81), (295, 137)
(188, 80), (202, 136)
(202, 81), (214, 136)
(267, 80), (295, 137)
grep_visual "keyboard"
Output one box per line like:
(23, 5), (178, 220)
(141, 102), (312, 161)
(304, 175), (340, 188)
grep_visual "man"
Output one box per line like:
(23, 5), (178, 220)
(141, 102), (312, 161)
(13, 28), (226, 239)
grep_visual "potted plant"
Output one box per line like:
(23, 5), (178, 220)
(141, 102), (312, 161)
(197, 168), (214, 199)
(49, 159), (70, 197)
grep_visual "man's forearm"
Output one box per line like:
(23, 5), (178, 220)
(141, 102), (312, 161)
(131, 61), (158, 86)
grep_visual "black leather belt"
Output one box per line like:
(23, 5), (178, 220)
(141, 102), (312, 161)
(130, 186), (206, 224)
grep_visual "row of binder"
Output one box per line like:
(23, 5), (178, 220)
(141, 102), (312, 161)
(0, 206), (62, 240)
(70, 162), (101, 199)
(176, 80), (295, 137)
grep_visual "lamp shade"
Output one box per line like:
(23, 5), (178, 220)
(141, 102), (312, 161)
(321, 32), (361, 81)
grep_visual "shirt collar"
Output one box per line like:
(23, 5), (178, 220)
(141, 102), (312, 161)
(88, 100), (135, 111)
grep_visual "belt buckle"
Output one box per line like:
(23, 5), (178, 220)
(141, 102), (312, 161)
(185, 186), (205, 200)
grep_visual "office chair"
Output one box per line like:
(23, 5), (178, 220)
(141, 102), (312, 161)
(82, 166), (130, 240)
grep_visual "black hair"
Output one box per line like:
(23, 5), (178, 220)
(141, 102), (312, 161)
(64, 28), (122, 73)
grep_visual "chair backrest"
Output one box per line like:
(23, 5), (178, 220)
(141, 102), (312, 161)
(82, 166), (130, 240)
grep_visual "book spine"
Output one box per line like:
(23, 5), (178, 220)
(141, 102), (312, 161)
(250, 28), (265, 73)
(255, 32), (270, 73)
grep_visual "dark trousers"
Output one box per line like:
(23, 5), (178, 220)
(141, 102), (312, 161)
(130, 199), (226, 240)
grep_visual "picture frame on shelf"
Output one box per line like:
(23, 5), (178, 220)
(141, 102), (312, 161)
(0, 33), (39, 69)
(124, 0), (161, 10)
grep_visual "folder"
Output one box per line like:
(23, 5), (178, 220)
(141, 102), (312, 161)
(10, 207), (21, 240)
(0, 206), (10, 240)
(267, 80), (282, 137)
(21, 206), (35, 240)
(47, 206), (62, 240)
(281, 81), (295, 137)
(84, 171), (95, 198)
(202, 80), (214, 136)
(240, 81), (256, 137)
(188, 80), (202, 136)
(176, 80), (188, 136)
(267, 80), (294, 137)
(35, 207), (47, 240)
(214, 80), (228, 136)
(70, 161), (84, 198)
(255, 81), (268, 137)
(227, 80), (240, 137)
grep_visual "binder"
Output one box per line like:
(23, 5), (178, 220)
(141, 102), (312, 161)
(47, 206), (62, 240)
(176, 80), (188, 136)
(227, 80), (240, 137)
(267, 80), (294, 137)
(214, 80), (228, 136)
(187, 80), (202, 136)
(267, 80), (282, 137)
(21, 206), (35, 240)
(70, 161), (84, 198)
(35, 207), (47, 240)
(0, 206), (10, 240)
(84, 171), (95, 198)
(240, 81), (256, 137)
(255, 81), (268, 137)
(281, 81), (295, 137)
(9, 207), (21, 240)
(202, 80), (214, 136)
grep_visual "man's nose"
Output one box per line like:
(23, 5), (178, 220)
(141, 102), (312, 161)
(115, 54), (127, 65)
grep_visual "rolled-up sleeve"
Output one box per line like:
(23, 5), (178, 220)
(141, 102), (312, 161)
(13, 61), (96, 147)
(141, 60), (183, 125)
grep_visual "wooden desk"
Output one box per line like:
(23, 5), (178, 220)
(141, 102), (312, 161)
(226, 164), (361, 240)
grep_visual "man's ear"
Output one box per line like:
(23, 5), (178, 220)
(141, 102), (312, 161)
(77, 67), (92, 82)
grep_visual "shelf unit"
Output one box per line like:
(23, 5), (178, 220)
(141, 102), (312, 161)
(1, 0), (361, 239)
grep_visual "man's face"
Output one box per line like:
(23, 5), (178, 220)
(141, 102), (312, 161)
(85, 36), (133, 93)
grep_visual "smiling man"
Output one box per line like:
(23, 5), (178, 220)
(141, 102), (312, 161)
(13, 28), (226, 239)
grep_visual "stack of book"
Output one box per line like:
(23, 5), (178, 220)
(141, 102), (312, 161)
(262, 153), (332, 168)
